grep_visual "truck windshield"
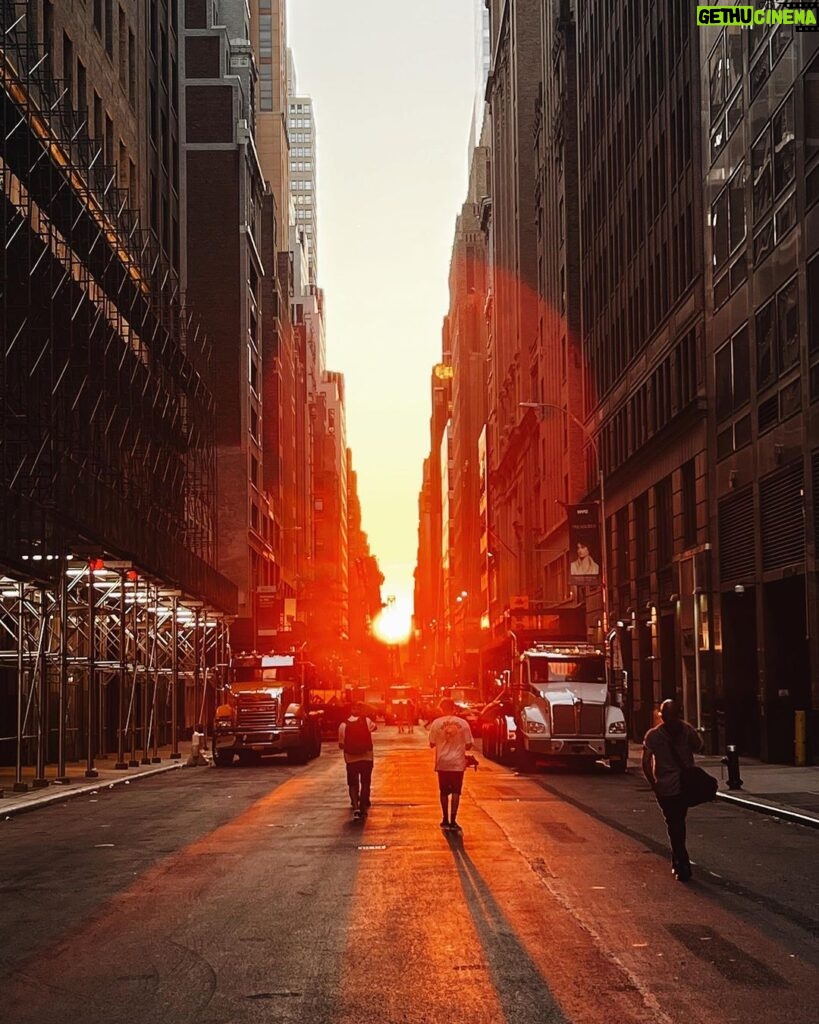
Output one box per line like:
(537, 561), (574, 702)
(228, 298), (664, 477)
(232, 665), (301, 683)
(529, 658), (605, 685)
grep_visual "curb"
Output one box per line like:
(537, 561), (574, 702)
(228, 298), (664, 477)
(716, 789), (819, 830)
(0, 761), (183, 820)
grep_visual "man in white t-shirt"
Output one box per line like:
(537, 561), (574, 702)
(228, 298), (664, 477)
(428, 697), (474, 832)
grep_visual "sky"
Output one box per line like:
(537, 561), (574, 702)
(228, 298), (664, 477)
(286, 0), (477, 631)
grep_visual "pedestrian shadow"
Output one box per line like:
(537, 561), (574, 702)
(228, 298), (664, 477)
(443, 832), (568, 1024)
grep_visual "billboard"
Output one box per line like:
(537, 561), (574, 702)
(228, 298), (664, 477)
(568, 503), (601, 586)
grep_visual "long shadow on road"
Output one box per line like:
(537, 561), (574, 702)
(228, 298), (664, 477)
(443, 831), (568, 1024)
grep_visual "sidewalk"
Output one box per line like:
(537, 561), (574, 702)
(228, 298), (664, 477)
(629, 740), (819, 830)
(0, 743), (195, 819)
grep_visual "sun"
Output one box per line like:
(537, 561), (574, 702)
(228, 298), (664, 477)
(373, 594), (412, 645)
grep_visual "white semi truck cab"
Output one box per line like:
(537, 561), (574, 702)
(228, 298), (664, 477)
(482, 632), (628, 772)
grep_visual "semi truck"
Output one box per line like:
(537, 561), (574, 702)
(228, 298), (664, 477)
(480, 610), (628, 772)
(212, 646), (323, 767)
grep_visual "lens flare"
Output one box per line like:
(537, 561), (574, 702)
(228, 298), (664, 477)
(373, 597), (412, 644)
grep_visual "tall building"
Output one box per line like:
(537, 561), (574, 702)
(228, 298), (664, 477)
(573, 3), (707, 740)
(438, 142), (490, 680)
(313, 371), (349, 648)
(287, 51), (318, 278)
(182, 0), (272, 647)
(483, 0), (544, 629)
(701, 17), (819, 760)
(469, 0), (492, 152)
(1, 0), (235, 772)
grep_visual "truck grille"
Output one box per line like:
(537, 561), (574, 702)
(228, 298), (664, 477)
(551, 703), (604, 737)
(236, 698), (279, 730)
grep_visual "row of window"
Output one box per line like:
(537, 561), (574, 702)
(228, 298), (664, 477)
(585, 200), (695, 401)
(599, 330), (700, 478)
(607, 462), (696, 586)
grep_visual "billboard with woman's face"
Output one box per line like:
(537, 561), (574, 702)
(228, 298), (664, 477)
(568, 503), (601, 585)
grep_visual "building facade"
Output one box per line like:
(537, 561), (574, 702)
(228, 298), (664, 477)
(701, 16), (819, 761)
(182, 0), (272, 647)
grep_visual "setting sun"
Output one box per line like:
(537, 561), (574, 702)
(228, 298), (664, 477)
(373, 594), (413, 645)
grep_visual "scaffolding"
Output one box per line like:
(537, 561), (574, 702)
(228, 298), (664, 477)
(0, 3), (237, 780)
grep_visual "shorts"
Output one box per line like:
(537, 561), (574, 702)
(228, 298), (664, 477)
(437, 770), (464, 795)
(346, 759), (373, 787)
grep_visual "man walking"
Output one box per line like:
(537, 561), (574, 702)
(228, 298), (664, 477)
(338, 702), (377, 820)
(429, 697), (474, 833)
(642, 698), (704, 881)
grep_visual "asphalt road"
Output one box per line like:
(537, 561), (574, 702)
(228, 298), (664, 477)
(0, 731), (817, 1024)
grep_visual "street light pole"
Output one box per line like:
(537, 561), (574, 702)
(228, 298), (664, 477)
(520, 402), (609, 633)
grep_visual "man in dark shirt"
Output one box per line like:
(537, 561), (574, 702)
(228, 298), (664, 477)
(642, 699), (703, 881)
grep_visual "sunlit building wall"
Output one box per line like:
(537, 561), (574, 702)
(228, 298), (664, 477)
(444, 143), (490, 680)
(484, 0), (544, 630)
(530, 0), (585, 608)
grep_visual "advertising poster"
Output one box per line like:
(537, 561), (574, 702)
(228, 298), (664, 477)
(568, 502), (602, 586)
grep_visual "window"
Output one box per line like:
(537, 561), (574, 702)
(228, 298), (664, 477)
(682, 459), (697, 549)
(105, 0), (113, 56)
(93, 0), (102, 36)
(752, 127), (772, 220)
(62, 32), (74, 108)
(128, 30), (136, 105)
(93, 91), (103, 145)
(655, 477), (673, 568)
(635, 493), (649, 576)
(105, 113), (113, 169)
(773, 96), (795, 196)
(715, 325), (750, 422)
(76, 59), (87, 122)
(777, 278), (799, 374)
(118, 7), (127, 87)
(756, 299), (775, 388)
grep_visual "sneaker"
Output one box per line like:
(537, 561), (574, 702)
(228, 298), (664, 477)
(449, 822), (462, 833)
(353, 809), (362, 820)
(439, 819), (450, 829)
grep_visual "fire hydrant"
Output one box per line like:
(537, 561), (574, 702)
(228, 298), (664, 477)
(721, 744), (743, 790)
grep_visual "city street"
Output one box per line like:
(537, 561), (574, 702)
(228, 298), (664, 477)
(1, 730), (817, 1024)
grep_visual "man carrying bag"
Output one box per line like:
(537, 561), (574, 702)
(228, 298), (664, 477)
(642, 699), (715, 882)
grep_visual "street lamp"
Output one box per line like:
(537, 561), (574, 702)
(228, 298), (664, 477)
(519, 401), (609, 632)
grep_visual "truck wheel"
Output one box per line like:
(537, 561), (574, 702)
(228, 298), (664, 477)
(481, 724), (495, 760)
(516, 748), (537, 773)
(609, 748), (629, 773)
(215, 749), (234, 767)
(287, 746), (309, 765)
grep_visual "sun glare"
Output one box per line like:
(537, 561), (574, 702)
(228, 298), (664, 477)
(373, 595), (412, 645)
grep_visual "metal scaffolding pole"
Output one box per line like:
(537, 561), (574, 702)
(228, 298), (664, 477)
(85, 562), (98, 778)
(150, 582), (161, 762)
(171, 593), (181, 759)
(56, 561), (70, 784)
(140, 576), (150, 765)
(115, 571), (128, 769)
(14, 581), (27, 791)
(33, 585), (48, 788)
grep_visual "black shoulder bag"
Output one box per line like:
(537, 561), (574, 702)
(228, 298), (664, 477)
(666, 730), (718, 807)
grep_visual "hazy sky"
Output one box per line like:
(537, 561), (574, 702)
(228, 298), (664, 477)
(287, 0), (477, 624)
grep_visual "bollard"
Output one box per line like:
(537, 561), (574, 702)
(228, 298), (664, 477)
(721, 744), (743, 790)
(795, 710), (807, 767)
